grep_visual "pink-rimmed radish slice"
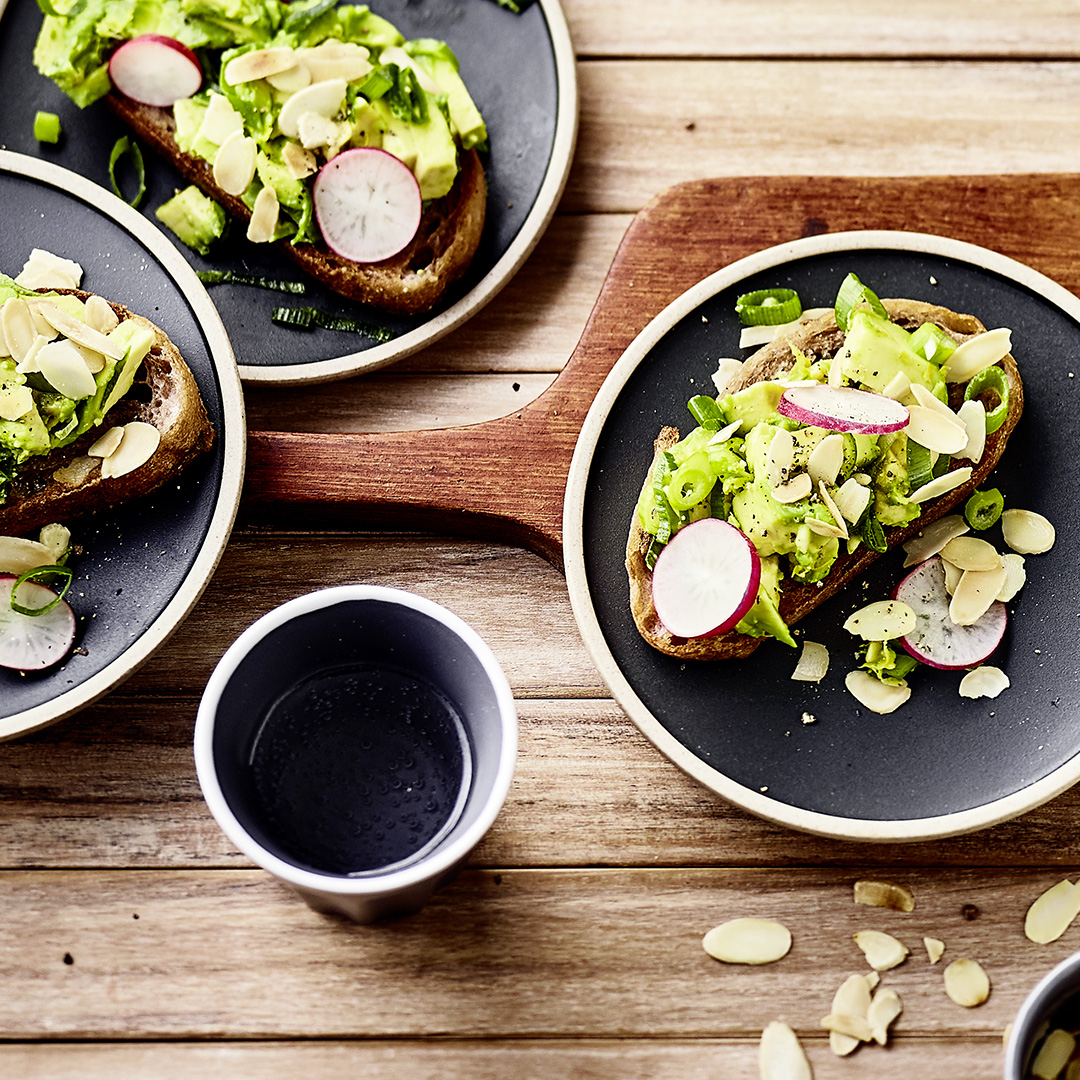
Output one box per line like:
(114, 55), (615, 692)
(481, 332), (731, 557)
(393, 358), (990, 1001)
(894, 556), (1006, 670)
(108, 35), (203, 107)
(777, 385), (910, 434)
(0, 575), (76, 672)
(312, 148), (422, 264)
(652, 519), (761, 639)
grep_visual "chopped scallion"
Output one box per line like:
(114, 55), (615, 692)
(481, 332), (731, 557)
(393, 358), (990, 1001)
(33, 111), (61, 143)
(10, 564), (73, 617)
(964, 488), (1004, 531)
(108, 136), (145, 209)
(834, 273), (887, 332)
(271, 306), (396, 343)
(963, 365), (1009, 433)
(282, 0), (336, 31)
(687, 394), (724, 429)
(908, 322), (957, 365)
(858, 506), (887, 553)
(197, 270), (307, 294)
(735, 288), (802, 327)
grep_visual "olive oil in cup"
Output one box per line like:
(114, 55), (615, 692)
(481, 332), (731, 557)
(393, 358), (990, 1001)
(194, 586), (517, 922)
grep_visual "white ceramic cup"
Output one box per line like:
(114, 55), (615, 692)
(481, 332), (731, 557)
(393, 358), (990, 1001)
(194, 585), (517, 922)
(1004, 950), (1080, 1078)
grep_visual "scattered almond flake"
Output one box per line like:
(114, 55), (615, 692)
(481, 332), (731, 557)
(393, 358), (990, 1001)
(942, 557), (963, 596)
(758, 1020), (812, 1080)
(821, 1012), (874, 1042)
(711, 357), (743, 397)
(828, 974), (874, 1057)
(772, 472), (812, 504)
(1002, 509), (1056, 555)
(906, 404), (969, 455)
(924, 937), (945, 964)
(955, 398), (987, 463)
(853, 879), (915, 913)
(833, 477), (872, 524)
(949, 565), (1008, 626)
(806, 518), (846, 539)
(0, 534), (57, 575)
(84, 293), (120, 335)
(88, 425), (124, 459)
(939, 536), (1002, 572)
(807, 434), (845, 487)
(213, 131), (258, 196)
(801, 712), (817, 725)
(100, 422), (160, 480)
(707, 420), (742, 445)
(910, 467), (972, 504)
(845, 670), (911, 714)
(943, 958), (990, 1007)
(942, 328), (1012, 383)
(740, 323), (786, 349)
(0, 297), (37, 362)
(902, 514), (970, 566)
(1032, 1029), (1077, 1080)
(882, 371), (911, 400)
(1025, 879), (1080, 944)
(843, 600), (916, 642)
(853, 929), (909, 971)
(247, 185), (280, 244)
(909, 382), (959, 419)
(997, 553), (1027, 602)
(817, 481), (848, 539)
(791, 641), (829, 683)
(702, 918), (792, 965)
(33, 301), (125, 360)
(15, 248), (83, 289)
(867, 986), (903, 1046)
(766, 427), (796, 487)
(958, 666), (1010, 700)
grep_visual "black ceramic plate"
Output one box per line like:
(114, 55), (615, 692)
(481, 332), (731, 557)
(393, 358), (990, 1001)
(0, 0), (577, 384)
(564, 231), (1080, 841)
(0, 151), (245, 740)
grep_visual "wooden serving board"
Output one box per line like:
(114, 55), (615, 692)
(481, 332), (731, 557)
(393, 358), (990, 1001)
(243, 174), (1080, 567)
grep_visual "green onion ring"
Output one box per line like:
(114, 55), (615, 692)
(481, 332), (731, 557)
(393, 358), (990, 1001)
(10, 564), (73, 617)
(687, 394), (724, 429)
(735, 288), (802, 327)
(834, 272), (887, 332)
(108, 136), (145, 209)
(963, 365), (1009, 434)
(964, 488), (1004, 531)
(666, 452), (716, 512)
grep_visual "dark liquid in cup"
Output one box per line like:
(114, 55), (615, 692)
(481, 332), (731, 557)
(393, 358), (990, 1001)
(248, 664), (471, 876)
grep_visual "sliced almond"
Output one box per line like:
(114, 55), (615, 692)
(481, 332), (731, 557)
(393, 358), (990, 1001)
(910, 466), (972, 504)
(791, 640), (829, 683)
(702, 918), (791, 965)
(905, 404), (969, 455)
(943, 329), (1012, 383)
(711, 357), (743, 397)
(297, 110), (349, 152)
(853, 929), (909, 971)
(0, 534), (56, 575)
(942, 557), (963, 596)
(1031, 1028), (1077, 1080)
(266, 60), (313, 93)
(955, 398), (986, 464)
(843, 599), (916, 641)
(958, 666), (1010, 700)
(36, 339), (97, 399)
(940, 536), (1002, 572)
(909, 382), (958, 418)
(817, 482), (849, 539)
(196, 92), (245, 146)
(772, 472), (812, 504)
(32, 301), (124, 360)
(997, 553), (1026, 601)
(84, 294), (119, 335)
(949, 565), (1009, 626)
(247, 185), (280, 244)
(299, 49), (371, 83)
(807, 433), (845, 487)
(882, 371), (911, 399)
(853, 879), (915, 912)
(845, 670), (911, 714)
(759, 1021), (812, 1080)
(707, 420), (743, 446)
(224, 46), (298, 85)
(16, 248), (83, 290)
(943, 957), (990, 1007)
(0, 383), (34, 421)
(806, 518), (846, 539)
(1, 297), (37, 362)
(834, 478), (872, 524)
(924, 936), (945, 964)
(213, 131), (258, 196)
(766, 427), (795, 487)
(1001, 509), (1056, 555)
(88, 425), (125, 458)
(829, 973), (874, 1057)
(867, 986), (903, 1046)
(902, 513), (969, 566)
(1025, 879), (1080, 944)
(99, 421), (160, 480)
(820, 1012), (874, 1042)
(277, 77), (347, 139)
(282, 140), (318, 180)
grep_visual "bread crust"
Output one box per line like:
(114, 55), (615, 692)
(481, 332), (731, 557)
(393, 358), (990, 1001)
(0, 289), (215, 536)
(626, 298), (1024, 660)
(106, 94), (487, 316)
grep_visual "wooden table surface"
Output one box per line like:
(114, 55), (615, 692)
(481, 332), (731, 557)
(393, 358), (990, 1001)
(8, 2), (1080, 1077)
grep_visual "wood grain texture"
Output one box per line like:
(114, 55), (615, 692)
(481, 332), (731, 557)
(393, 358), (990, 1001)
(245, 172), (1080, 565)
(0, 865), (1063, 1039)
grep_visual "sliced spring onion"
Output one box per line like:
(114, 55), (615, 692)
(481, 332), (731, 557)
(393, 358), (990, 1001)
(10, 564), (73, 617)
(734, 288), (802, 327)
(857, 506), (887, 553)
(906, 440), (934, 492)
(834, 273), (887, 332)
(283, 0), (337, 31)
(963, 365), (1009, 434)
(108, 136), (145, 209)
(33, 111), (61, 143)
(646, 453), (679, 569)
(197, 270), (307, 294)
(687, 394), (724, 429)
(908, 322), (957, 365)
(271, 306), (395, 343)
(665, 451), (716, 512)
(964, 488), (1004, 531)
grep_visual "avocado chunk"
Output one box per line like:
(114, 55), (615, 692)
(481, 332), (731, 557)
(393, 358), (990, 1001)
(369, 95), (458, 200)
(156, 186), (228, 256)
(723, 381), (784, 432)
(735, 555), (796, 647)
(405, 39), (488, 150)
(841, 311), (940, 393)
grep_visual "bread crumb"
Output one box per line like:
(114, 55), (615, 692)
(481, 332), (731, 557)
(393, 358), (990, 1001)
(801, 712), (817, 725)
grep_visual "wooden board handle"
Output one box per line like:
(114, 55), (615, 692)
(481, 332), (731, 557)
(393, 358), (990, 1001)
(244, 173), (1080, 567)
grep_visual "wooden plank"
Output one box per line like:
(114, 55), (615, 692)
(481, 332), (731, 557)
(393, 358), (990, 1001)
(566, 60), (1080, 213)
(0, 1036), (1007, 1080)
(565, 0), (1080, 59)
(0, 865), (1058, 1038)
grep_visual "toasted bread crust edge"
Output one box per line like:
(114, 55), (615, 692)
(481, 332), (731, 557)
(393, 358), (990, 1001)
(0, 289), (215, 537)
(625, 298), (1025, 660)
(106, 94), (488, 316)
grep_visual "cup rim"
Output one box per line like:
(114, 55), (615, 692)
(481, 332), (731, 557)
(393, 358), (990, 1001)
(193, 584), (518, 895)
(1003, 948), (1080, 1077)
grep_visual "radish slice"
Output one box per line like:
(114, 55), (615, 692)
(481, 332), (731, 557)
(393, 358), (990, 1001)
(777, 385), (910, 434)
(108, 35), (203, 107)
(651, 518), (761, 639)
(894, 557), (1006, 670)
(312, 148), (422, 264)
(0, 575), (76, 672)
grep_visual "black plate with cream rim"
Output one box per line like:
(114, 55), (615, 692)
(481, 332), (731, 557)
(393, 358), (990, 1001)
(0, 151), (245, 740)
(0, 0), (577, 384)
(563, 231), (1080, 842)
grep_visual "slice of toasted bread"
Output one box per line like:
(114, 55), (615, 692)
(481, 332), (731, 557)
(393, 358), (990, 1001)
(106, 94), (487, 316)
(626, 298), (1024, 660)
(0, 290), (215, 536)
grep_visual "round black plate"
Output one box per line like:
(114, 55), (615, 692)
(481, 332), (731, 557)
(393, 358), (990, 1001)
(0, 0), (577, 383)
(0, 151), (245, 740)
(564, 232), (1080, 841)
